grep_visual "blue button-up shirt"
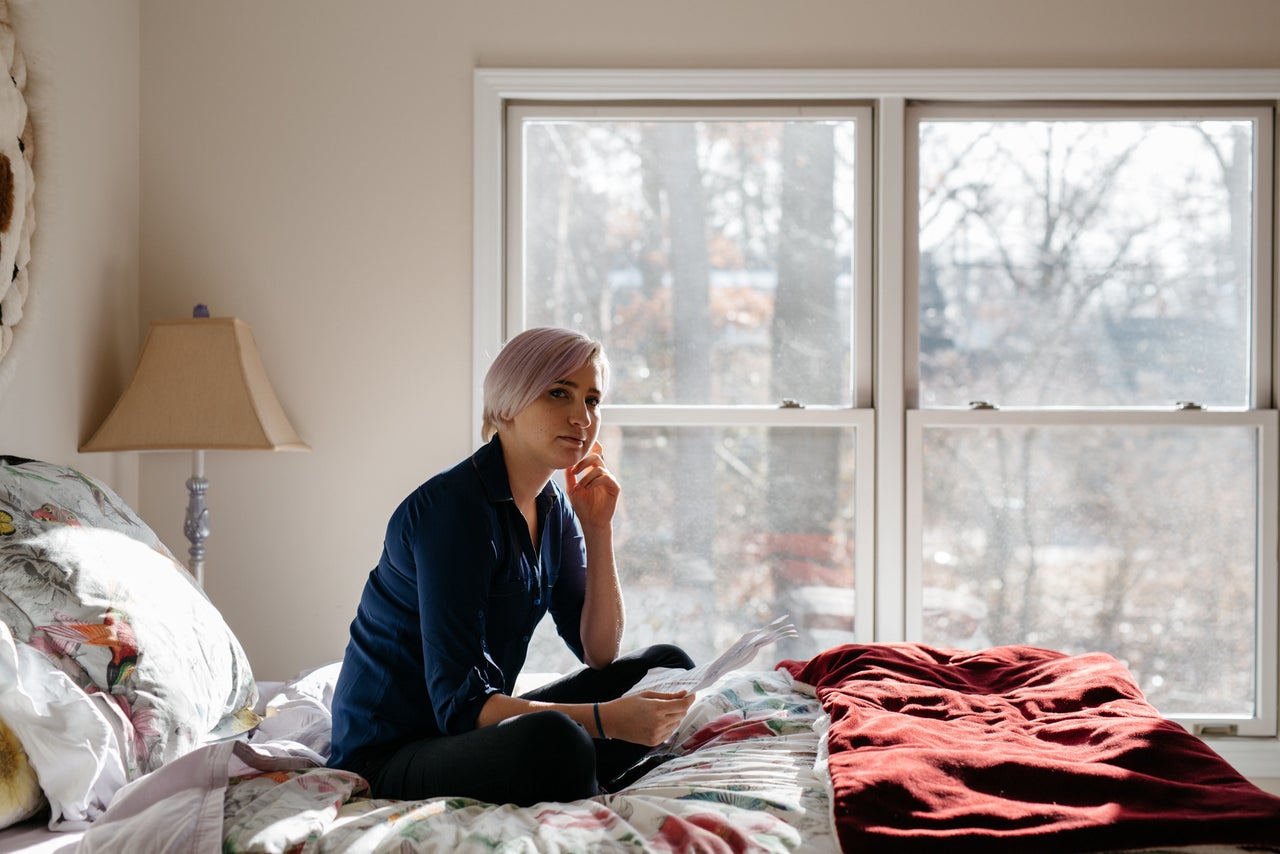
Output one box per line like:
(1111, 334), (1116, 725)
(328, 437), (588, 771)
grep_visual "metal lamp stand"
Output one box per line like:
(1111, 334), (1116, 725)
(183, 449), (211, 587)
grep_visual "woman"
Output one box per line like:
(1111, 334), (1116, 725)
(328, 327), (695, 806)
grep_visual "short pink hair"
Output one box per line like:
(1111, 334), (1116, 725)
(482, 327), (609, 441)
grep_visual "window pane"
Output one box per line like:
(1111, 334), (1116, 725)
(920, 424), (1257, 716)
(521, 117), (857, 406)
(525, 424), (857, 673)
(918, 118), (1254, 408)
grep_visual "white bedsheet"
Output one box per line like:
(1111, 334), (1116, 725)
(78, 738), (324, 854)
(77, 662), (340, 854)
(0, 822), (81, 854)
(71, 664), (834, 853)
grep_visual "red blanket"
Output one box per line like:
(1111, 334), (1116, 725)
(781, 644), (1280, 852)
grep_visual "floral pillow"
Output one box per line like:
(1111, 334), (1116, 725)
(0, 455), (176, 558)
(0, 456), (259, 829)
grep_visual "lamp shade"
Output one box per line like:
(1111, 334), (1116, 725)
(80, 317), (309, 452)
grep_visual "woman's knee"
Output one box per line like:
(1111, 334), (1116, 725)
(639, 643), (695, 671)
(503, 711), (598, 799)
(511, 709), (594, 750)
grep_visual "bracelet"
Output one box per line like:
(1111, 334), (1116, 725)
(593, 702), (607, 739)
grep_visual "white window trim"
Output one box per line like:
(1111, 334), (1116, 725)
(904, 101), (1275, 410)
(901, 100), (1278, 738)
(473, 67), (1280, 776)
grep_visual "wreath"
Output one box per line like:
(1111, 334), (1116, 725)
(0, 0), (34, 394)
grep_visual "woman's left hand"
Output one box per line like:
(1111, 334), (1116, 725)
(566, 442), (620, 531)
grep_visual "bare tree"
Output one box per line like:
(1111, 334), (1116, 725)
(919, 119), (1255, 712)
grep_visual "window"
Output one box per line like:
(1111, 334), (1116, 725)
(906, 105), (1277, 732)
(505, 106), (875, 672)
(475, 70), (1280, 765)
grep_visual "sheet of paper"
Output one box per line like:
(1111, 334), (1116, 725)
(625, 615), (797, 697)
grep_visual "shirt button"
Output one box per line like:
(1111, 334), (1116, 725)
(522, 635), (530, 643)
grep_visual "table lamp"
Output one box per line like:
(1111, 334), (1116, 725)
(80, 306), (309, 586)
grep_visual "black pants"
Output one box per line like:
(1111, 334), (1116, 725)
(362, 643), (694, 806)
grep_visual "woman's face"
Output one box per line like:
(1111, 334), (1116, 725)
(501, 359), (604, 475)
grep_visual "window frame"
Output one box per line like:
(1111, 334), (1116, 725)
(904, 101), (1277, 736)
(905, 101), (1275, 411)
(473, 67), (1280, 776)
(503, 102), (879, 640)
(505, 103), (874, 396)
(906, 407), (1279, 736)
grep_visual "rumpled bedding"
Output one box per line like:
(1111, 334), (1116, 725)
(0, 457), (259, 831)
(79, 666), (835, 853)
(781, 643), (1280, 853)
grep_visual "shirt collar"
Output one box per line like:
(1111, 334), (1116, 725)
(471, 435), (558, 506)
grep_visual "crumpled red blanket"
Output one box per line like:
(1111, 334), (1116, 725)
(780, 643), (1280, 853)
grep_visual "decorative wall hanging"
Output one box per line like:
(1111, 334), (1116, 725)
(0, 0), (34, 396)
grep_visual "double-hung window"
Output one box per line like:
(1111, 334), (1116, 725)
(475, 70), (1280, 767)
(905, 103), (1276, 736)
(501, 105), (876, 673)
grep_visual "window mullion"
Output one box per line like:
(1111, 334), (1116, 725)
(1259, 107), (1275, 408)
(875, 96), (908, 642)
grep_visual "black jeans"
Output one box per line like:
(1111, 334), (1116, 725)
(361, 643), (694, 806)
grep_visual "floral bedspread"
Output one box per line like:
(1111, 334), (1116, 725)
(218, 669), (834, 853)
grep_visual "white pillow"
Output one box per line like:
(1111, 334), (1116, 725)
(0, 526), (258, 828)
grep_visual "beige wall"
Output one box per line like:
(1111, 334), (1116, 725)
(0, 0), (140, 497)
(0, 0), (1270, 685)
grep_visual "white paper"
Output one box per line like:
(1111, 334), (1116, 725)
(626, 615), (797, 697)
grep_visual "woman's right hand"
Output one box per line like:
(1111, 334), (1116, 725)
(598, 691), (695, 746)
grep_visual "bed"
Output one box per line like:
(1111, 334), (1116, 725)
(2, 455), (1279, 853)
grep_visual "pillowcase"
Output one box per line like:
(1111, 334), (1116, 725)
(0, 714), (44, 829)
(0, 454), (177, 558)
(0, 456), (259, 828)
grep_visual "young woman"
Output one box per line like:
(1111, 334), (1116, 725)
(328, 327), (695, 806)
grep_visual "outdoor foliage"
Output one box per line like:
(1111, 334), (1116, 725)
(517, 113), (1258, 716)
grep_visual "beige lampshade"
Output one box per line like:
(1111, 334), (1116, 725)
(81, 316), (309, 452)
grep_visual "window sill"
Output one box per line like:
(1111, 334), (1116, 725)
(1206, 737), (1280, 779)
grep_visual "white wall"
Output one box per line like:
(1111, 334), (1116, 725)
(0, 0), (140, 497)
(37, 0), (1278, 686)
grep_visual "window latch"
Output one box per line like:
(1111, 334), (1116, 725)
(968, 400), (997, 410)
(1176, 401), (1204, 411)
(780, 398), (805, 409)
